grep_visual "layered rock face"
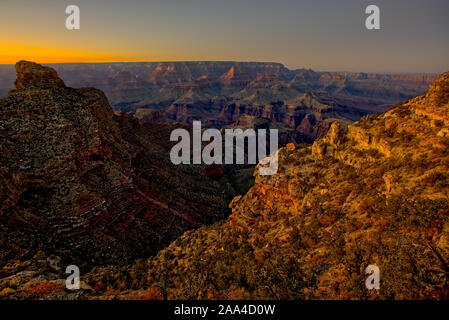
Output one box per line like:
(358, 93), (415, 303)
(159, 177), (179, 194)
(0, 62), (435, 144)
(219, 64), (252, 87)
(0, 61), (237, 267)
(122, 71), (449, 300)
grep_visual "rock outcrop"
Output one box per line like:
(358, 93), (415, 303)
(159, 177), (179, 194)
(219, 64), (252, 87)
(13, 61), (66, 90)
(0, 61), (237, 267)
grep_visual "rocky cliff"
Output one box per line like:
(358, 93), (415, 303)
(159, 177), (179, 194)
(102, 71), (448, 300)
(0, 61), (237, 267)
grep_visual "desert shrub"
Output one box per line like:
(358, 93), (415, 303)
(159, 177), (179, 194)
(26, 281), (60, 298)
(245, 256), (309, 300)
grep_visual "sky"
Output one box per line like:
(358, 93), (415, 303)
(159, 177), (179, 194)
(0, 0), (448, 73)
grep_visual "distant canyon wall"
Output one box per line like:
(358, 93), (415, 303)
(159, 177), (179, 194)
(0, 62), (436, 142)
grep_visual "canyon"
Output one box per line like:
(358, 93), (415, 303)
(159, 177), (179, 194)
(0, 61), (447, 300)
(116, 70), (448, 300)
(0, 62), (436, 144)
(0, 61), (239, 267)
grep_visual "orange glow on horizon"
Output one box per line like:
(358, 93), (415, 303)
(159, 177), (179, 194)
(0, 42), (130, 64)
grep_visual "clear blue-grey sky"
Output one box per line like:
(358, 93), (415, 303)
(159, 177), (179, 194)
(1, 0), (448, 73)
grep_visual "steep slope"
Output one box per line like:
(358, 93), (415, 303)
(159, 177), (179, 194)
(91, 72), (449, 300)
(0, 61), (237, 267)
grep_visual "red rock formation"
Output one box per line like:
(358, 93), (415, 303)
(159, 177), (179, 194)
(0, 61), (436, 145)
(14, 60), (66, 90)
(149, 62), (194, 85)
(247, 73), (288, 89)
(219, 64), (252, 87)
(0, 61), (237, 266)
